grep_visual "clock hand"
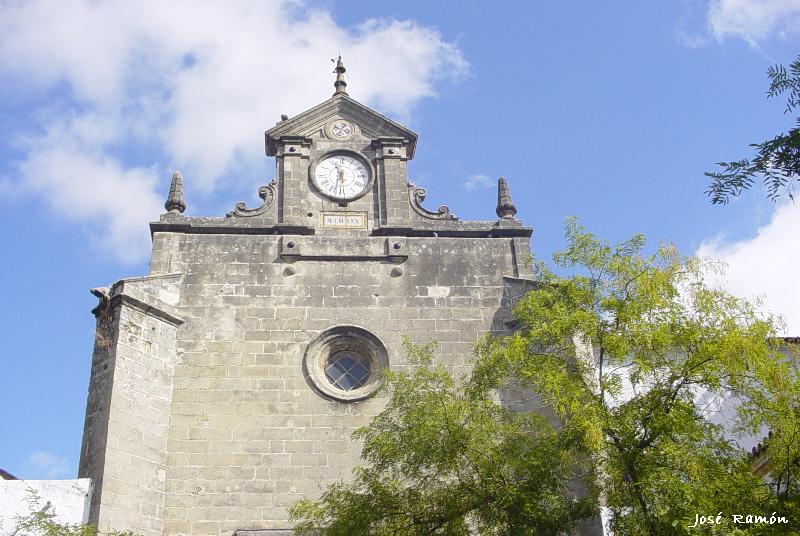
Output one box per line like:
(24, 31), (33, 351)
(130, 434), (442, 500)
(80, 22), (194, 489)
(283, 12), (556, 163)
(335, 165), (346, 194)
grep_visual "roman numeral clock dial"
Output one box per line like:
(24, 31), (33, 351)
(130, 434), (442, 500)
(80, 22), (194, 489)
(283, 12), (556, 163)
(312, 154), (370, 201)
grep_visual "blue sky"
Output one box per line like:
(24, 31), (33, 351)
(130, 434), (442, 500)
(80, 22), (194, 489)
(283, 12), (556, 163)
(1, 0), (798, 480)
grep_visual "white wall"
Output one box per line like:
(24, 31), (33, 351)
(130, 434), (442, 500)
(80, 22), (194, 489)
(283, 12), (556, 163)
(0, 479), (91, 532)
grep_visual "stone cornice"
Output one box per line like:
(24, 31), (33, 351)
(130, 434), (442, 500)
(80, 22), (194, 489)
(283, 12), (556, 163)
(91, 273), (185, 326)
(108, 293), (184, 327)
(150, 217), (533, 238)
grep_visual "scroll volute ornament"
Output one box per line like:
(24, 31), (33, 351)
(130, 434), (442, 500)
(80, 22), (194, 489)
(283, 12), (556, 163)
(227, 180), (277, 218)
(408, 182), (458, 221)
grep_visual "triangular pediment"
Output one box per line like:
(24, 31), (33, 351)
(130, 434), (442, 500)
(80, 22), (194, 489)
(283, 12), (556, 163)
(265, 94), (418, 157)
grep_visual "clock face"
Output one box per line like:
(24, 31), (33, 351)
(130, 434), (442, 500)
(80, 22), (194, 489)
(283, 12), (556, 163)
(313, 154), (370, 200)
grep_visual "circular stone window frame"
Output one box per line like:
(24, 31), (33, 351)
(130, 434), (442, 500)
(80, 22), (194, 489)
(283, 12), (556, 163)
(303, 325), (389, 402)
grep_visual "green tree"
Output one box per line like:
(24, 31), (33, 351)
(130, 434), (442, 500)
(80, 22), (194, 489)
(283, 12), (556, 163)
(706, 55), (800, 204)
(478, 220), (800, 534)
(290, 222), (800, 535)
(289, 341), (597, 535)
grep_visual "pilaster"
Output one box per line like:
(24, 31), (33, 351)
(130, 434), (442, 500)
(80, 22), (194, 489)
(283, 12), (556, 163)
(274, 136), (312, 225)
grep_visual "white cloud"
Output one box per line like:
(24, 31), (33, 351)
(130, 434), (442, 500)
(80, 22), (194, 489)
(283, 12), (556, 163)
(26, 451), (71, 479)
(674, 26), (711, 49)
(465, 174), (494, 191)
(19, 143), (163, 264)
(707, 0), (800, 45)
(696, 202), (800, 335)
(0, 1), (467, 263)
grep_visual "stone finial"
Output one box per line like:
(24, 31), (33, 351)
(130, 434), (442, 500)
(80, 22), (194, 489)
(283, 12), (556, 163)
(496, 176), (517, 219)
(165, 170), (186, 214)
(332, 55), (348, 96)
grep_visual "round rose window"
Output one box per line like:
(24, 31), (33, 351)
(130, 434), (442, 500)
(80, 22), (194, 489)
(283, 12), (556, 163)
(303, 326), (388, 402)
(325, 351), (371, 391)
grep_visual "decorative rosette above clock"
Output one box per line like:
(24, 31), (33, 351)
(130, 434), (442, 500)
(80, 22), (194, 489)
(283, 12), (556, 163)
(325, 119), (356, 140)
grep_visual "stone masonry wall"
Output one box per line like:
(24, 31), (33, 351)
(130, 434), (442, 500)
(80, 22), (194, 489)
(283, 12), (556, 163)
(150, 230), (523, 534)
(80, 291), (182, 535)
(79, 300), (118, 525)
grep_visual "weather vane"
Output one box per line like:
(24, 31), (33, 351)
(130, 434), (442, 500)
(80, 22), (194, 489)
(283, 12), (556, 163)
(331, 54), (347, 96)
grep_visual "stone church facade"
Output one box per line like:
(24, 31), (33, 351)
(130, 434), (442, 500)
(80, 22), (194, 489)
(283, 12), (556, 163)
(79, 59), (537, 535)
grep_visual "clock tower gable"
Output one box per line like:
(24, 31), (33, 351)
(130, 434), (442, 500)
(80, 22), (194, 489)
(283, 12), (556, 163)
(265, 94), (418, 159)
(264, 89), (421, 232)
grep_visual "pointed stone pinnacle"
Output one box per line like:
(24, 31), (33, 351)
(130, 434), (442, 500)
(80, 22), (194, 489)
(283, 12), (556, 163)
(496, 176), (517, 219)
(333, 55), (348, 96)
(165, 170), (186, 214)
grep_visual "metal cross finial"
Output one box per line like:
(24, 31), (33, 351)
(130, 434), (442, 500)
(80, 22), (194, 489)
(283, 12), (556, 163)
(332, 55), (348, 96)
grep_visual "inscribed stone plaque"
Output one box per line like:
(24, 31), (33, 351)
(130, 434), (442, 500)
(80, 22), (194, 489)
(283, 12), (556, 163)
(320, 211), (367, 229)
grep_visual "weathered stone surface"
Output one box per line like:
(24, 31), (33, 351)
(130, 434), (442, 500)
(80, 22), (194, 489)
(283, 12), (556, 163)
(80, 274), (184, 535)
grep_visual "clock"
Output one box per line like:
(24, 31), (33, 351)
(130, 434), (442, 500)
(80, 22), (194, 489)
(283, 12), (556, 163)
(312, 153), (371, 200)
